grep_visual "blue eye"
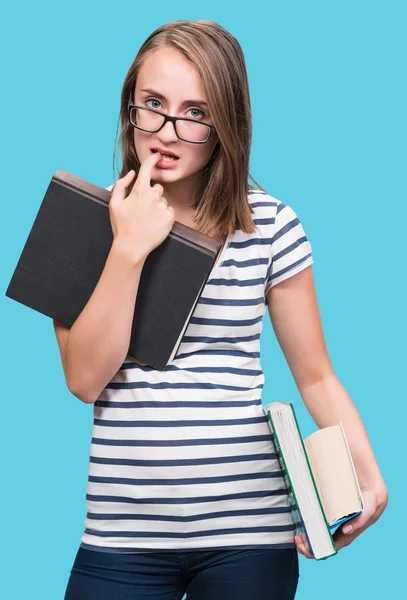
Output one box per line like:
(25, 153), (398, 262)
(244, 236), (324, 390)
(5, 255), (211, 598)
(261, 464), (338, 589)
(145, 98), (206, 120)
(146, 98), (162, 110)
(189, 107), (206, 119)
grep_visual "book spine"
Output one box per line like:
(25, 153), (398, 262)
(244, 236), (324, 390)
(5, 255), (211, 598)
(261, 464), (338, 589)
(265, 409), (309, 545)
(288, 403), (338, 557)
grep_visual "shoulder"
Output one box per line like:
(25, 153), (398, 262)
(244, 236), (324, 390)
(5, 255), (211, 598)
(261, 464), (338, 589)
(247, 189), (285, 235)
(247, 189), (286, 214)
(248, 190), (309, 237)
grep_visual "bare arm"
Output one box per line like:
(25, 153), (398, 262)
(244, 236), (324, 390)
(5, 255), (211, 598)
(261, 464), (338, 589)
(54, 242), (145, 404)
(267, 266), (388, 554)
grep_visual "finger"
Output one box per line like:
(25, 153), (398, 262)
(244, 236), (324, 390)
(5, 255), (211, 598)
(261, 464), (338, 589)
(110, 170), (136, 202)
(297, 534), (314, 559)
(295, 536), (306, 557)
(151, 182), (164, 196)
(294, 537), (303, 556)
(332, 529), (355, 551)
(135, 151), (163, 190)
(299, 544), (313, 559)
(301, 533), (313, 555)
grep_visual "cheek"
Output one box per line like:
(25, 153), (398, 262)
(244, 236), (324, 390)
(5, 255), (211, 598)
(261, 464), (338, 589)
(187, 144), (216, 169)
(133, 129), (142, 145)
(133, 130), (149, 159)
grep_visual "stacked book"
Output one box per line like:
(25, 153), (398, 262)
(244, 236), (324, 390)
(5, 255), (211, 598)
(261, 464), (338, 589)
(263, 401), (364, 560)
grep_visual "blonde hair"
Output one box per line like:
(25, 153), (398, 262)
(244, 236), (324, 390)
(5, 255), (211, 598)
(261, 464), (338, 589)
(113, 19), (267, 238)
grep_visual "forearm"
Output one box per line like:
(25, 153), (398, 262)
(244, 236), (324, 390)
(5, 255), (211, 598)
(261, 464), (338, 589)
(66, 241), (146, 403)
(298, 373), (388, 503)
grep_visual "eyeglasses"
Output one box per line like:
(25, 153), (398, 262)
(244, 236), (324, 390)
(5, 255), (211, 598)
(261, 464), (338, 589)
(127, 92), (216, 144)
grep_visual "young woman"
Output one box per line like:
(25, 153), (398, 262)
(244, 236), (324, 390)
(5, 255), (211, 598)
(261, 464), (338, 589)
(57, 19), (388, 600)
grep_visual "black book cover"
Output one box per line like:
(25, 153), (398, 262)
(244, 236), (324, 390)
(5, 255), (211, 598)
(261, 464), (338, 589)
(5, 170), (223, 370)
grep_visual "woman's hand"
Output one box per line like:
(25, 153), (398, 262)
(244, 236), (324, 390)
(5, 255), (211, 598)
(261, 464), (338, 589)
(294, 486), (388, 559)
(109, 152), (175, 263)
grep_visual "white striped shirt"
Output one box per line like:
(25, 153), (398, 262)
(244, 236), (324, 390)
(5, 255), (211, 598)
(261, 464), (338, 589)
(80, 189), (313, 553)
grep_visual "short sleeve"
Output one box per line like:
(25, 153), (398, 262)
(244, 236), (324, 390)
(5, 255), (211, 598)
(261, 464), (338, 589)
(265, 202), (313, 294)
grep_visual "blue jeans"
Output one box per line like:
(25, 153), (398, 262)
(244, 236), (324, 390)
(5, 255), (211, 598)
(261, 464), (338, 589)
(64, 546), (299, 599)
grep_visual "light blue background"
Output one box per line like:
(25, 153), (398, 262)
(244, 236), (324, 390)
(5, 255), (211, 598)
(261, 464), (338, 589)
(1, 1), (405, 598)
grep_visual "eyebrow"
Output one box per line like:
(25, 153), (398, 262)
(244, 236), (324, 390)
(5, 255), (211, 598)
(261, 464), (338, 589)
(140, 88), (208, 108)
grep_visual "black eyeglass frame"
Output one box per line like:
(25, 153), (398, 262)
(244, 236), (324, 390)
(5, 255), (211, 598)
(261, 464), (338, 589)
(127, 92), (216, 144)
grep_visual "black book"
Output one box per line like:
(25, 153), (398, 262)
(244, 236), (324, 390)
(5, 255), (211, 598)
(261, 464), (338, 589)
(5, 170), (223, 370)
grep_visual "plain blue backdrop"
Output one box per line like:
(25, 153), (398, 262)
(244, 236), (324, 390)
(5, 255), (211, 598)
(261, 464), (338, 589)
(1, 1), (404, 598)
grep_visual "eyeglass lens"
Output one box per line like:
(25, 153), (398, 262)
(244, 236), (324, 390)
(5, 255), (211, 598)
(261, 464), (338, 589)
(130, 108), (210, 143)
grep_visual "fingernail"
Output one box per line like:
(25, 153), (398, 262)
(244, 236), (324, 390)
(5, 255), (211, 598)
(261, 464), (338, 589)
(343, 524), (353, 534)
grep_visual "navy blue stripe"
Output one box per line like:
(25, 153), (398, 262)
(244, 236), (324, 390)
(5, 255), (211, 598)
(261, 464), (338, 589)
(181, 334), (260, 344)
(250, 201), (276, 208)
(84, 524), (295, 539)
(86, 489), (287, 506)
(189, 315), (263, 327)
(120, 349), (261, 369)
(273, 237), (308, 263)
(206, 277), (265, 287)
(106, 381), (263, 391)
(91, 434), (273, 447)
(222, 258), (268, 268)
(229, 238), (273, 249)
(265, 237), (310, 282)
(122, 363), (263, 377)
(272, 217), (300, 245)
(269, 253), (312, 283)
(117, 366), (262, 376)
(253, 217), (275, 225)
(80, 542), (296, 553)
(86, 506), (291, 522)
(93, 416), (267, 428)
(174, 349), (260, 359)
(95, 399), (262, 409)
(253, 218), (276, 225)
(230, 220), (274, 230)
(198, 297), (264, 306)
(89, 452), (277, 467)
(88, 471), (284, 487)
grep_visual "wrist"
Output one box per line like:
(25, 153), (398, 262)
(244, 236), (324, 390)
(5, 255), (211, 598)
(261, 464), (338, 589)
(111, 239), (148, 267)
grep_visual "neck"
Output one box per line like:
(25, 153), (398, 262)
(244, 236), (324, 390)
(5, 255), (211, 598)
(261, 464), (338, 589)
(152, 173), (225, 243)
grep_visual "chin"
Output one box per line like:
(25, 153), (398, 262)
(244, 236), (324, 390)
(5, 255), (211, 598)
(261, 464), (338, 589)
(153, 168), (179, 177)
(153, 167), (185, 180)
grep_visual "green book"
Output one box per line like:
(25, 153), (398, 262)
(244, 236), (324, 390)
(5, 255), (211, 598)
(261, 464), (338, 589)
(263, 401), (364, 560)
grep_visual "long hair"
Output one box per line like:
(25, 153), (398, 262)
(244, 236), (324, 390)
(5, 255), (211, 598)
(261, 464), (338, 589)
(113, 19), (267, 238)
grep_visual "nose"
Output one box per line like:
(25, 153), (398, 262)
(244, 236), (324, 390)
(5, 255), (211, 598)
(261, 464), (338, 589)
(157, 119), (178, 143)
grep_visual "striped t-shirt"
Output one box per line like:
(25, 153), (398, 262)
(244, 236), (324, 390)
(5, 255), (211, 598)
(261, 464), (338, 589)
(80, 189), (313, 553)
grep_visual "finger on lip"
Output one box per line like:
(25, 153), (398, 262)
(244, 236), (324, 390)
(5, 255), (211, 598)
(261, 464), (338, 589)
(151, 149), (179, 159)
(137, 151), (163, 186)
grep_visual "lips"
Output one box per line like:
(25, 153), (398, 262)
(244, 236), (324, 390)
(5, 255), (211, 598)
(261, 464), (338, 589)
(151, 147), (179, 159)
